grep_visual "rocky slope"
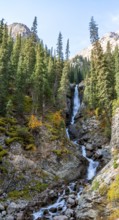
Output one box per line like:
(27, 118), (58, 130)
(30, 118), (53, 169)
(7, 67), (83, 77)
(76, 108), (119, 220)
(8, 23), (32, 39)
(0, 86), (118, 219)
(77, 31), (119, 59)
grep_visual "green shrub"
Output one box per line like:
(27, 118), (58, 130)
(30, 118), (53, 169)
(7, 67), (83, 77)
(99, 184), (108, 196)
(6, 117), (17, 125)
(30, 182), (48, 192)
(0, 146), (3, 151)
(0, 127), (6, 133)
(0, 149), (8, 157)
(24, 96), (32, 113)
(8, 189), (31, 200)
(16, 127), (30, 139)
(112, 99), (119, 115)
(0, 166), (8, 173)
(92, 180), (99, 191)
(25, 144), (36, 151)
(113, 159), (118, 169)
(5, 137), (23, 145)
(0, 118), (6, 127)
(52, 148), (70, 156)
(6, 131), (18, 137)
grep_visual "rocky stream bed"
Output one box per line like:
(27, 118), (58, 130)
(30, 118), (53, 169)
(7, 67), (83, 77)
(0, 84), (114, 220)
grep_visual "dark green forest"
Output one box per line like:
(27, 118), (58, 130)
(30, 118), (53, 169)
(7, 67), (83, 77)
(0, 17), (87, 121)
(1, 16), (119, 138)
(84, 17), (119, 137)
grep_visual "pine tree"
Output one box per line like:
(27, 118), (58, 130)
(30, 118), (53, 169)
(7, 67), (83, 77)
(32, 43), (50, 115)
(47, 56), (56, 99)
(56, 32), (63, 61)
(105, 41), (115, 100)
(14, 36), (36, 114)
(0, 24), (9, 114)
(11, 34), (21, 71)
(31, 16), (38, 42)
(114, 46), (119, 98)
(15, 53), (26, 113)
(58, 61), (70, 108)
(10, 34), (21, 89)
(0, 18), (4, 44)
(89, 16), (99, 44)
(65, 39), (70, 60)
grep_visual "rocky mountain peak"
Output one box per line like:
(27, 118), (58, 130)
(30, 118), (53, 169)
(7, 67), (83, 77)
(77, 31), (119, 60)
(8, 22), (31, 39)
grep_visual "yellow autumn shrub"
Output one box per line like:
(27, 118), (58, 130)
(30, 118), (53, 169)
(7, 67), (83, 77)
(107, 175), (119, 203)
(52, 111), (64, 128)
(28, 115), (42, 129)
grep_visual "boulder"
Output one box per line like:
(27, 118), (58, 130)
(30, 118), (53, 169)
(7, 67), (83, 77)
(65, 208), (74, 217)
(0, 204), (4, 211)
(5, 215), (15, 220)
(53, 215), (68, 220)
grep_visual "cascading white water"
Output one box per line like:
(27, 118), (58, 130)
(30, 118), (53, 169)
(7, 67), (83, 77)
(82, 146), (99, 180)
(33, 85), (99, 220)
(66, 85), (80, 138)
(71, 85), (80, 124)
(33, 191), (66, 220)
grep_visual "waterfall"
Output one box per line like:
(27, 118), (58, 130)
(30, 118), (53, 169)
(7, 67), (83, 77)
(33, 84), (99, 220)
(82, 146), (99, 180)
(71, 85), (80, 124)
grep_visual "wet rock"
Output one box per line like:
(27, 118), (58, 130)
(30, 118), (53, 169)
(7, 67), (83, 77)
(7, 202), (18, 214)
(65, 208), (74, 217)
(53, 215), (68, 220)
(2, 210), (6, 216)
(76, 208), (98, 220)
(68, 194), (76, 199)
(86, 150), (93, 158)
(6, 215), (15, 220)
(67, 197), (75, 206)
(0, 204), (4, 211)
(49, 190), (58, 199)
(16, 212), (24, 220)
(43, 209), (49, 215)
(49, 207), (57, 213)
(85, 143), (93, 151)
(68, 124), (80, 139)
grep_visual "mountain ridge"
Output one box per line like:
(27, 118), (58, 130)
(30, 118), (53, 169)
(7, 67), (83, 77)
(76, 31), (119, 59)
(8, 22), (32, 39)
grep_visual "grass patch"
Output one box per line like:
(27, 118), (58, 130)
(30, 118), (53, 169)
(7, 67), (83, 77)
(113, 159), (118, 169)
(99, 184), (109, 196)
(92, 180), (99, 191)
(53, 148), (70, 157)
(107, 175), (119, 203)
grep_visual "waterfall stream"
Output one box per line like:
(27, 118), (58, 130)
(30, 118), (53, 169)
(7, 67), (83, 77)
(33, 85), (99, 220)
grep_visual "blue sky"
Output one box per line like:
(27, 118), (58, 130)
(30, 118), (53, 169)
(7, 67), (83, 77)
(1, 0), (119, 57)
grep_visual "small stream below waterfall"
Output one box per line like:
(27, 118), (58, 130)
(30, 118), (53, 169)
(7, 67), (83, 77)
(33, 85), (99, 220)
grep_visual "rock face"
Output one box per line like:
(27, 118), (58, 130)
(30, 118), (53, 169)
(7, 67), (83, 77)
(8, 23), (32, 39)
(77, 31), (119, 59)
(111, 108), (119, 151)
(76, 108), (119, 220)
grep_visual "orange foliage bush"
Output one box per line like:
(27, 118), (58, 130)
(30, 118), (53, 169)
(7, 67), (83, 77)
(52, 111), (64, 127)
(28, 115), (42, 129)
